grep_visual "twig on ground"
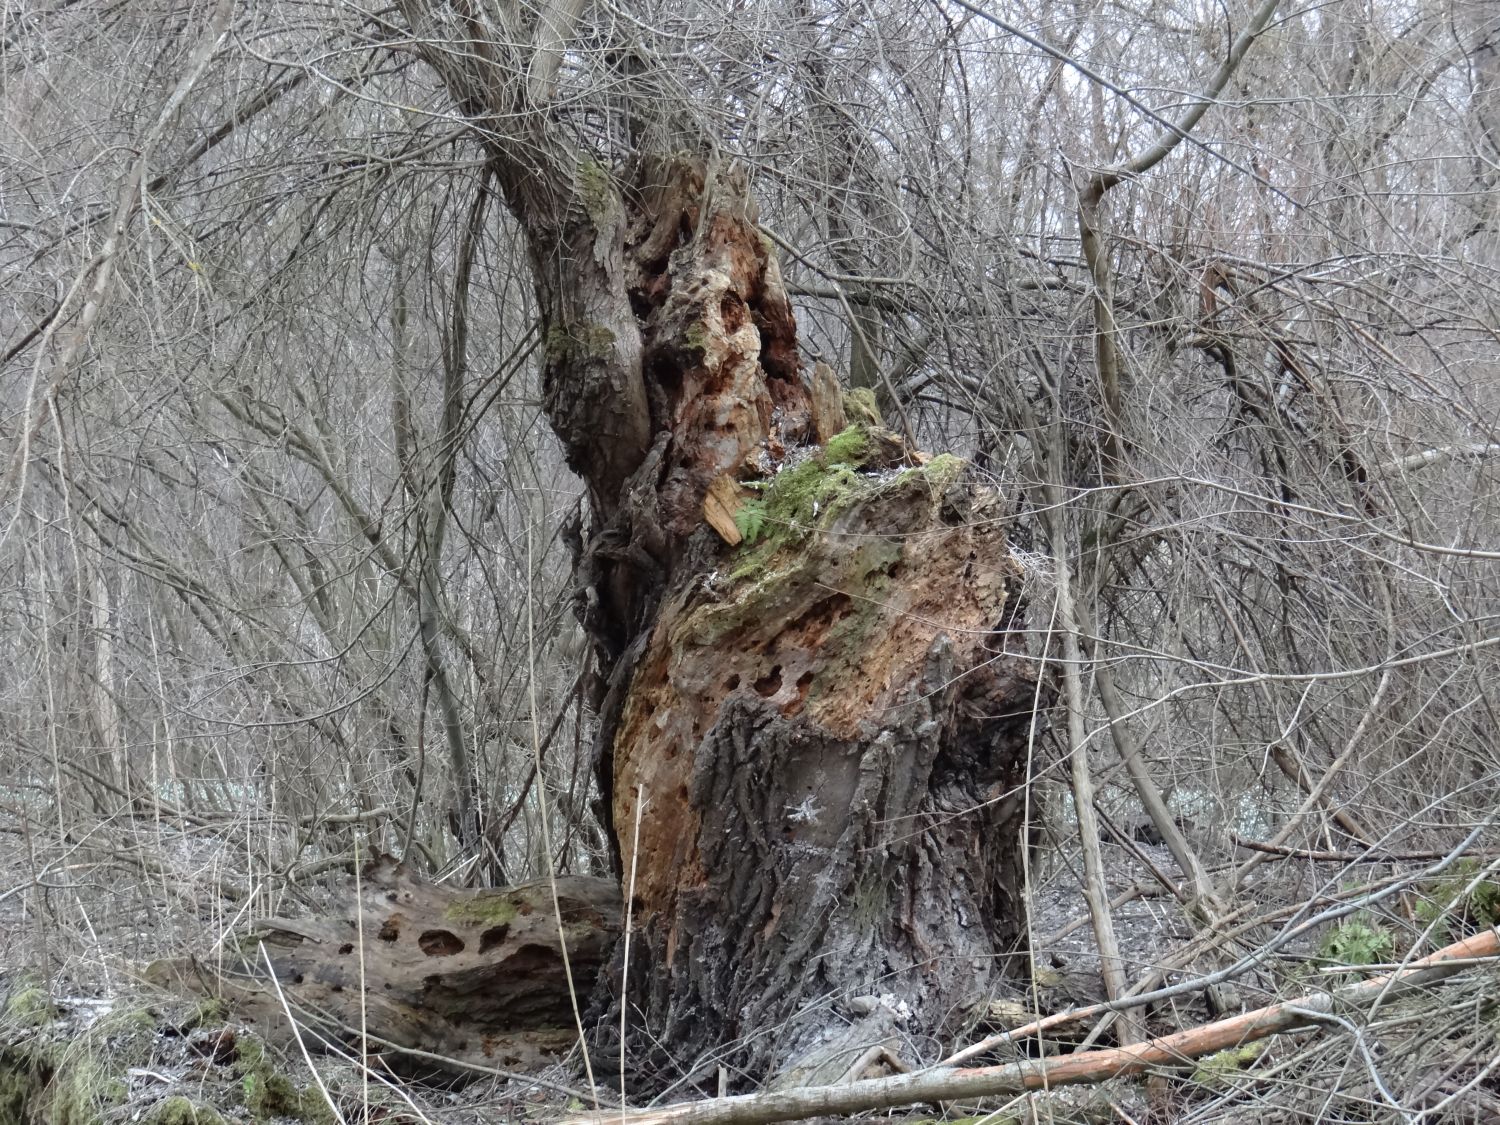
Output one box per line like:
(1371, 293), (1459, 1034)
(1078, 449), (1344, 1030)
(564, 927), (1500, 1125)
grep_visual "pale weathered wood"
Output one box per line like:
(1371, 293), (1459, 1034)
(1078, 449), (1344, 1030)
(148, 856), (620, 1074)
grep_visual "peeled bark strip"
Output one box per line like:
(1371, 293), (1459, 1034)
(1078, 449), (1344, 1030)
(147, 856), (620, 1073)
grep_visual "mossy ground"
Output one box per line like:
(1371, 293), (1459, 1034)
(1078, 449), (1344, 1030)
(235, 1034), (337, 1124)
(3, 983), (57, 1029)
(0, 979), (338, 1125)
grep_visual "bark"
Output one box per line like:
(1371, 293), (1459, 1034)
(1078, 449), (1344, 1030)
(392, 5), (1053, 1091)
(567, 159), (1047, 1090)
(567, 926), (1500, 1125)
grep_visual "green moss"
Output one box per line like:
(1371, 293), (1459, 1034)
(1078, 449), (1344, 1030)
(1190, 1042), (1267, 1088)
(1415, 859), (1500, 940)
(682, 319), (713, 357)
(14, 1005), (161, 1125)
(915, 452), (965, 483)
(0, 995), (335, 1125)
(727, 437), (956, 579)
(0, 995), (163, 1125)
(235, 1035), (293, 1118)
(443, 891), (522, 925)
(731, 425), (875, 559)
(544, 322), (570, 365)
(576, 158), (618, 229)
(4, 986), (57, 1029)
(841, 386), (882, 428)
(181, 999), (228, 1031)
(583, 324), (616, 358)
(692, 435), (966, 654)
(35, 1052), (125, 1124)
(145, 1096), (228, 1125)
(0, 1043), (50, 1125)
(233, 1034), (339, 1124)
(544, 321), (617, 368)
(823, 424), (870, 467)
(727, 460), (857, 577)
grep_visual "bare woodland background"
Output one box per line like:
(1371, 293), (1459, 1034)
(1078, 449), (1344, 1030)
(4, 0), (1500, 1120)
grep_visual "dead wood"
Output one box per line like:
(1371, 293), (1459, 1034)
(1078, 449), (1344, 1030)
(564, 926), (1500, 1125)
(145, 855), (620, 1074)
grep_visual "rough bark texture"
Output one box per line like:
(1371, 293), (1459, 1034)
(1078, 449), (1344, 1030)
(567, 159), (1047, 1089)
(390, 8), (1052, 1092)
(146, 857), (620, 1075)
(608, 448), (1045, 1088)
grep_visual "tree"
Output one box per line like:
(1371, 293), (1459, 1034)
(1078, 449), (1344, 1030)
(8, 0), (1500, 1118)
(391, 0), (1049, 1087)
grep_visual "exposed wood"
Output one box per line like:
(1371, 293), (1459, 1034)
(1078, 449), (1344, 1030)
(702, 474), (747, 545)
(145, 856), (620, 1074)
(808, 360), (846, 443)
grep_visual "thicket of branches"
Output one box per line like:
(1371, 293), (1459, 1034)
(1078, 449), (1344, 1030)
(4, 0), (1500, 1119)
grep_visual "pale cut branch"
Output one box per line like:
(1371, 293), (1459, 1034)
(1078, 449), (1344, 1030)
(1381, 443), (1500, 474)
(568, 927), (1500, 1125)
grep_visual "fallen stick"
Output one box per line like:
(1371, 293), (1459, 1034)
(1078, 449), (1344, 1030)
(1230, 835), (1500, 864)
(566, 927), (1500, 1125)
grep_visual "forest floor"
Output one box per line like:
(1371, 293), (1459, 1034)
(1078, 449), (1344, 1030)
(0, 803), (1404, 1125)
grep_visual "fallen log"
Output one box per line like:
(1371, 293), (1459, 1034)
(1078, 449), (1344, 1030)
(146, 855), (620, 1074)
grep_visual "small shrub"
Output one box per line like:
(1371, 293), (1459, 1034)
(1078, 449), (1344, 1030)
(1414, 860), (1500, 940)
(1318, 917), (1394, 971)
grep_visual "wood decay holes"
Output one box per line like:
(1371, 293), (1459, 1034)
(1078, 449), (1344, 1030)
(720, 293), (745, 333)
(418, 930), (464, 956)
(793, 670), (814, 709)
(753, 666), (782, 696)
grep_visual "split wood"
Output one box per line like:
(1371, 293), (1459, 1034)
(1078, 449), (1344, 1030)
(565, 926), (1499, 1125)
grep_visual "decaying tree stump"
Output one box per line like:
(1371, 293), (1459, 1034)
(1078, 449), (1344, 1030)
(148, 856), (620, 1075)
(552, 158), (1052, 1090)
(151, 139), (1052, 1091)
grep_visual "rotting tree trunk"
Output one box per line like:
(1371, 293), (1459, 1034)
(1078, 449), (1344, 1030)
(568, 157), (1046, 1092)
(389, 6), (1052, 1093)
